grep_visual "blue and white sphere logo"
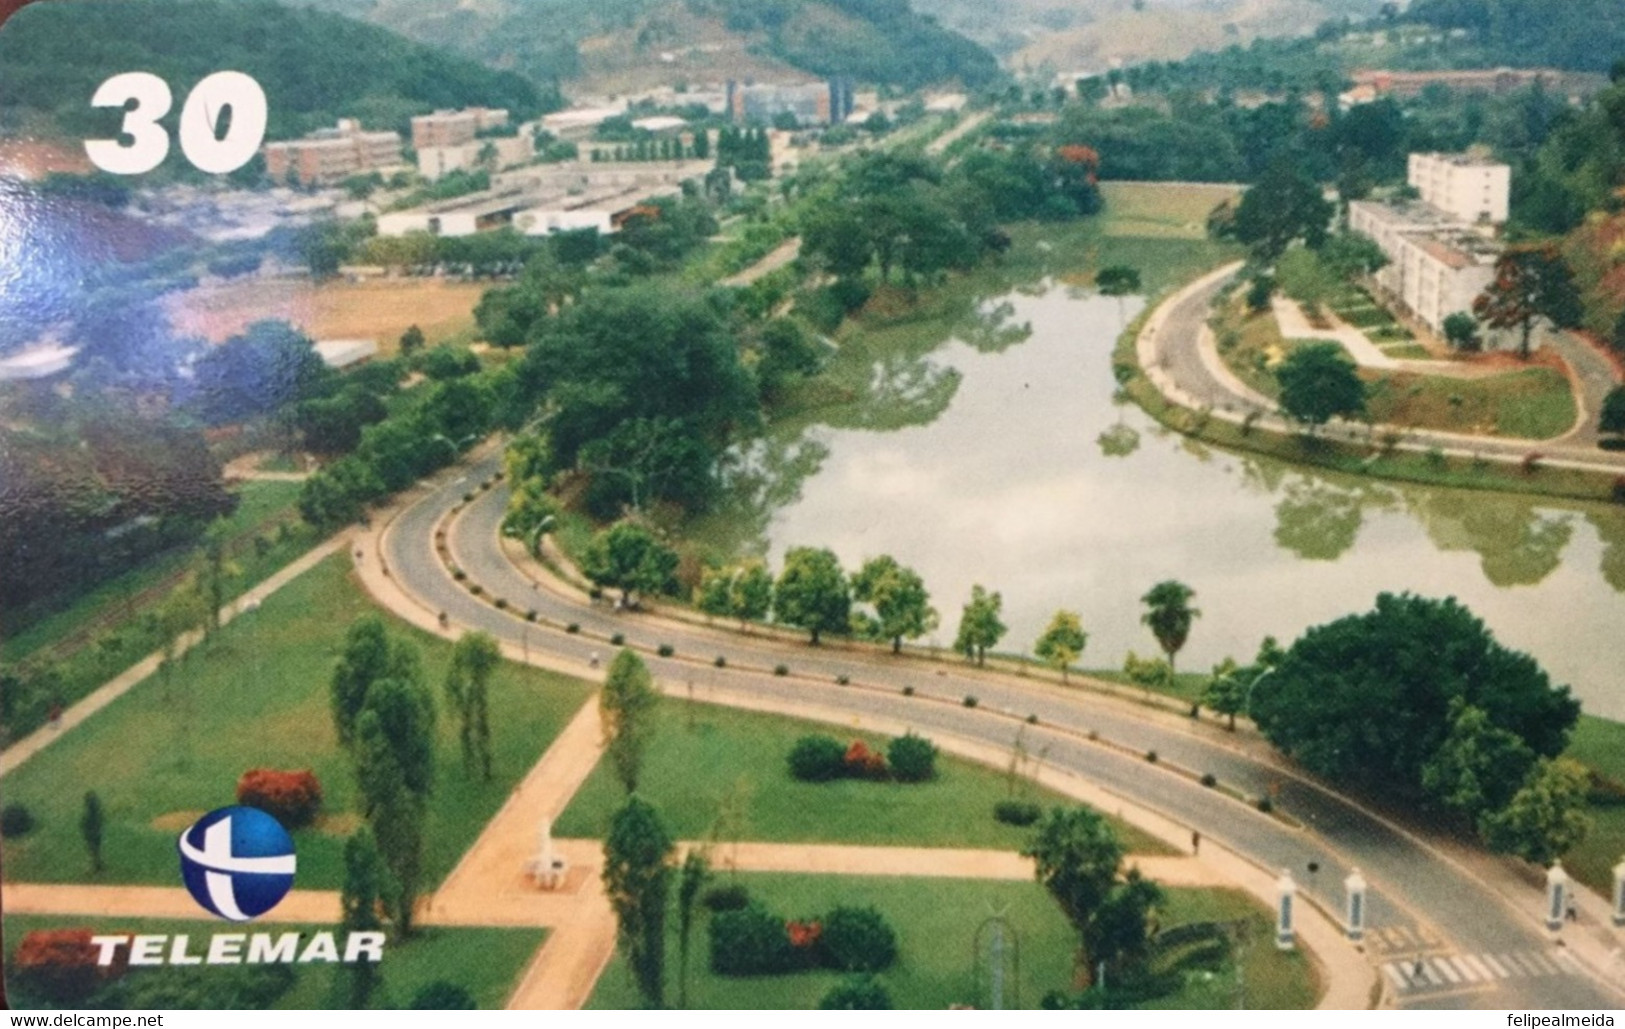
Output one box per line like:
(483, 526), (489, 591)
(178, 806), (297, 922)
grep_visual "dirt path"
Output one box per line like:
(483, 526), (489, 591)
(223, 452), (311, 482)
(720, 237), (802, 288)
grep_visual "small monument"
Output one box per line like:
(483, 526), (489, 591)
(529, 817), (568, 890)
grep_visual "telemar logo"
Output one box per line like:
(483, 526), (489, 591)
(89, 807), (385, 969)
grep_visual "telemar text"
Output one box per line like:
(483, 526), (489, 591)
(90, 931), (385, 966)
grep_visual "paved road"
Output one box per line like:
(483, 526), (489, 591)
(378, 458), (1624, 1011)
(1144, 265), (1625, 476)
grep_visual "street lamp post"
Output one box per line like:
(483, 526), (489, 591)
(1344, 868), (1368, 943)
(1545, 863), (1569, 936)
(1275, 869), (1297, 951)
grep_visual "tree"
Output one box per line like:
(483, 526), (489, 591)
(675, 849), (710, 1009)
(1034, 610), (1088, 682)
(399, 325), (426, 357)
(1095, 266), (1141, 296)
(339, 826), (390, 1006)
(1226, 159), (1334, 261)
(954, 585), (1006, 666)
(331, 616), (413, 748)
(695, 567), (733, 621)
(773, 547), (850, 645)
(1202, 656), (1247, 730)
(1250, 593), (1580, 817)
(729, 562), (773, 627)
(851, 556), (938, 654)
(1480, 758), (1592, 866)
(820, 975), (893, 1009)
(1276, 342), (1366, 430)
(1443, 312), (1481, 352)
(1082, 868), (1164, 978)
(1473, 244), (1583, 360)
(601, 649), (659, 794)
(352, 655), (435, 935)
(1319, 231), (1389, 281)
(603, 797), (675, 1009)
(1599, 386), (1625, 437)
(80, 791), (104, 874)
(1140, 580), (1199, 677)
(446, 632), (501, 780)
(1024, 807), (1127, 984)
(582, 522), (679, 607)
(1421, 700), (1537, 822)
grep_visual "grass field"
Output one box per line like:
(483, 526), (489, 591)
(1211, 294), (1578, 440)
(1097, 182), (1243, 241)
(0, 555), (594, 889)
(164, 278), (488, 353)
(553, 697), (1173, 855)
(1565, 716), (1625, 895)
(585, 875), (1314, 1010)
(1, 916), (543, 1010)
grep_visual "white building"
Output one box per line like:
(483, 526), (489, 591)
(1407, 152), (1511, 226)
(314, 339), (379, 370)
(514, 209), (616, 236)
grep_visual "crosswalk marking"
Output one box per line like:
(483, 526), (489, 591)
(1381, 948), (1578, 993)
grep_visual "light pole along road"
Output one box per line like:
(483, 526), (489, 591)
(381, 453), (1623, 1011)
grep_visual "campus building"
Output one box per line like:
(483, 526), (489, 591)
(1347, 151), (1510, 336)
(410, 108), (511, 150)
(726, 79), (854, 126)
(263, 119), (404, 187)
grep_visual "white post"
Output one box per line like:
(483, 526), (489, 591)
(1545, 863), (1569, 935)
(1611, 857), (1624, 929)
(1344, 868), (1368, 943)
(1276, 869), (1297, 951)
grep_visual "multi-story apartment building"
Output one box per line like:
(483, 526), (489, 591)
(726, 79), (854, 126)
(263, 119), (403, 187)
(410, 108), (511, 151)
(1407, 152), (1511, 226)
(1346, 151), (1510, 336)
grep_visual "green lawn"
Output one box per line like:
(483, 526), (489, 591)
(553, 697), (1172, 855)
(0, 554), (595, 890)
(1565, 715), (1625, 895)
(585, 875), (1313, 1010)
(2, 915), (542, 1010)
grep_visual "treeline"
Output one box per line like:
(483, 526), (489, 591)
(0, 0), (554, 146)
(687, 0), (1002, 89)
(1402, 0), (1625, 72)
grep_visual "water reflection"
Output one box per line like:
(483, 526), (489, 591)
(738, 280), (1625, 719)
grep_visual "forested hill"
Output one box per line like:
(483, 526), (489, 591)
(0, 0), (556, 141)
(1403, 0), (1625, 73)
(292, 0), (1001, 93)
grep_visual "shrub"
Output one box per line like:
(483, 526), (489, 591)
(711, 904), (797, 975)
(701, 883), (751, 912)
(774, 664), (789, 677)
(788, 735), (848, 782)
(820, 975), (893, 1010)
(493, 597), (508, 610)
(1200, 773), (1218, 788)
(820, 906), (898, 972)
(462, 491), (475, 503)
(835, 674), (850, 686)
(236, 768), (323, 829)
(887, 733), (937, 783)
(963, 695), (979, 708)
(610, 633), (625, 646)
(566, 622), (580, 633)
(1256, 796), (1274, 813)
(844, 740), (889, 780)
(11, 929), (121, 1003)
(469, 583), (484, 596)
(1027, 713), (1040, 725)
(452, 568), (467, 581)
(1145, 750), (1158, 763)
(657, 644), (675, 658)
(1, 803), (37, 838)
(409, 981), (477, 1009)
(901, 685), (914, 697)
(526, 609), (538, 622)
(993, 800), (1042, 826)
(715, 655), (727, 668)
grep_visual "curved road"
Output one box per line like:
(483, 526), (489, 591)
(381, 456), (1623, 1011)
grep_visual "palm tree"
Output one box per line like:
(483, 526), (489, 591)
(1140, 580), (1200, 678)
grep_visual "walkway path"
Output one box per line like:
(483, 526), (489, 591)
(720, 238), (802, 288)
(0, 532), (351, 778)
(223, 452), (310, 482)
(1272, 296), (1398, 370)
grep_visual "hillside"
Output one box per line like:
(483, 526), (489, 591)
(292, 0), (1001, 94)
(0, 0), (554, 144)
(910, 0), (1388, 75)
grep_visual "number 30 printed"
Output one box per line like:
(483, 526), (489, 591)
(85, 71), (268, 176)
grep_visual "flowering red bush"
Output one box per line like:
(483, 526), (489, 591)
(236, 768), (322, 829)
(786, 919), (823, 950)
(12, 929), (124, 1003)
(843, 740), (888, 780)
